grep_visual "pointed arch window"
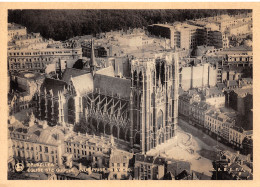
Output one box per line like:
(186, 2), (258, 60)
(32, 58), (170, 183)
(133, 71), (137, 86)
(139, 71), (143, 88)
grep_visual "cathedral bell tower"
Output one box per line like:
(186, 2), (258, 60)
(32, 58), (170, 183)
(130, 58), (155, 154)
(130, 53), (179, 154)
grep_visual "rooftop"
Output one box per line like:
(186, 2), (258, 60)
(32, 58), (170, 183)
(205, 87), (224, 98)
(223, 45), (252, 52)
(61, 68), (89, 84)
(135, 154), (165, 165)
(94, 74), (131, 99)
(40, 78), (67, 96)
(110, 154), (128, 163)
(8, 23), (26, 31)
(10, 120), (68, 146)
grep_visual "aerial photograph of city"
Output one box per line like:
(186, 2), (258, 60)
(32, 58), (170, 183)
(7, 9), (253, 180)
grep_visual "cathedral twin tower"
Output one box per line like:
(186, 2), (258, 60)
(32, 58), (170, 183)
(130, 53), (179, 153)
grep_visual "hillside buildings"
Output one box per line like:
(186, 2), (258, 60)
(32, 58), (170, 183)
(8, 23), (27, 42)
(8, 24), (83, 73)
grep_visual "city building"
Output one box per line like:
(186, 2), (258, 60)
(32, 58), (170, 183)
(179, 61), (217, 91)
(108, 154), (129, 179)
(165, 159), (191, 178)
(134, 154), (165, 180)
(9, 113), (68, 167)
(212, 150), (253, 180)
(229, 86), (253, 115)
(204, 87), (225, 108)
(12, 33), (44, 47)
(8, 40), (83, 72)
(8, 23), (27, 42)
(204, 109), (231, 137)
(148, 23), (200, 49)
(207, 31), (229, 49)
(64, 133), (112, 167)
(216, 45), (253, 67)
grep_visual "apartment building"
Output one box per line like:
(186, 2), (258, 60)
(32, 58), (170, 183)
(9, 115), (67, 167)
(204, 87), (225, 108)
(8, 23), (27, 42)
(109, 154), (129, 179)
(12, 33), (44, 47)
(64, 133), (111, 165)
(215, 45), (253, 67)
(8, 44), (82, 72)
(204, 109), (229, 137)
(148, 23), (200, 49)
(134, 154), (165, 180)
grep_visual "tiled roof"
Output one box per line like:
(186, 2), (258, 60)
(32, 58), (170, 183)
(207, 87), (223, 96)
(110, 154), (128, 163)
(217, 83), (226, 90)
(71, 73), (94, 96)
(12, 122), (67, 146)
(144, 155), (154, 164)
(228, 80), (238, 87)
(62, 68), (89, 84)
(166, 160), (191, 176)
(153, 157), (165, 165)
(40, 78), (67, 96)
(242, 78), (252, 82)
(233, 87), (252, 96)
(32, 126), (65, 145)
(94, 74), (131, 99)
(37, 127), (65, 145)
(223, 45), (252, 52)
(175, 170), (190, 180)
(96, 66), (115, 77)
(135, 154), (145, 162)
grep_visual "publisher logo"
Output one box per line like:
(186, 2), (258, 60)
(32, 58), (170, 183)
(15, 162), (24, 172)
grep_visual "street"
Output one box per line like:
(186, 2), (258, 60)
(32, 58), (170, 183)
(178, 118), (236, 154)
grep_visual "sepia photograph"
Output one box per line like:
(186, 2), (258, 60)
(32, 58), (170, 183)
(5, 8), (253, 181)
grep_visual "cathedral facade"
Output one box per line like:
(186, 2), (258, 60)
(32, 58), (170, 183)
(36, 41), (179, 153)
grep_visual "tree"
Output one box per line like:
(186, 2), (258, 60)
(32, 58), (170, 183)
(8, 9), (252, 41)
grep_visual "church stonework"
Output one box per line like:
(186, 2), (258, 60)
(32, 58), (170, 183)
(37, 40), (179, 154)
(130, 53), (179, 153)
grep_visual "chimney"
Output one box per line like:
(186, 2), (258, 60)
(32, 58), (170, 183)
(68, 160), (73, 168)
(87, 167), (92, 175)
(79, 163), (82, 171)
(42, 120), (48, 129)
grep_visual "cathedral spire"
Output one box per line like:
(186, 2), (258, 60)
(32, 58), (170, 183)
(90, 39), (96, 76)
